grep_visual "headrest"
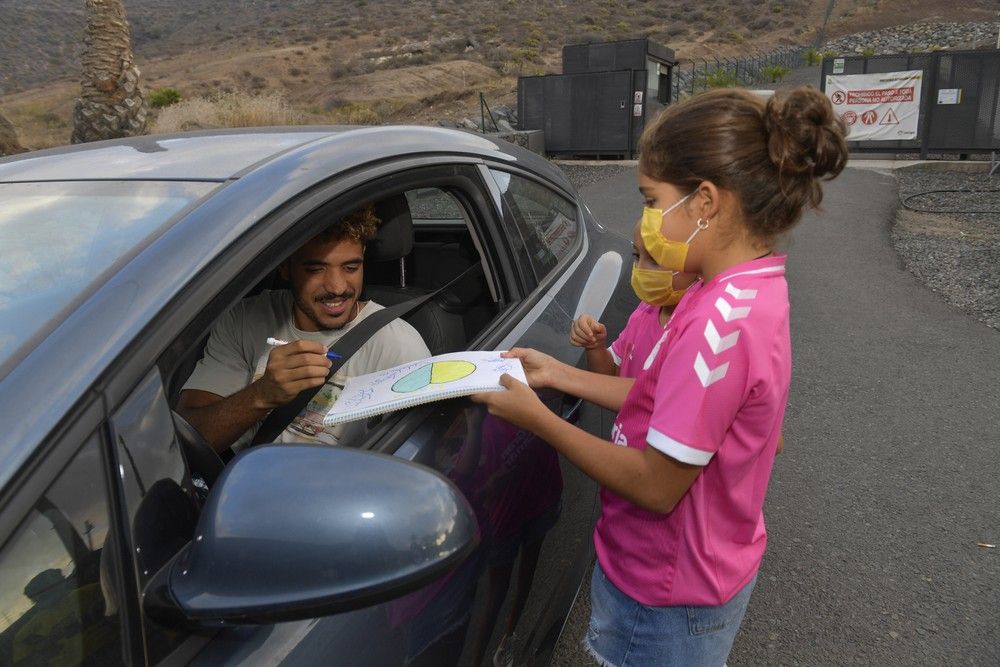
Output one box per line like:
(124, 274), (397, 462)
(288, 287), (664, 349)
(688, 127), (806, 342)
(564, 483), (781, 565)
(366, 194), (414, 261)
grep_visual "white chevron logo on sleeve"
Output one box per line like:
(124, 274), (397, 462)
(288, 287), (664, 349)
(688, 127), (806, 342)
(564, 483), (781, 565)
(725, 283), (758, 300)
(694, 352), (729, 387)
(704, 319), (740, 354)
(715, 297), (751, 322)
(643, 330), (670, 371)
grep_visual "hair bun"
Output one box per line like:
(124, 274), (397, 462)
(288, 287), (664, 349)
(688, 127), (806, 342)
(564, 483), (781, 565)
(765, 86), (848, 181)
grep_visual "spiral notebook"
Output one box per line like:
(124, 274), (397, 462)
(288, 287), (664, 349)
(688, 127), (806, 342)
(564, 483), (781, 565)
(322, 351), (527, 425)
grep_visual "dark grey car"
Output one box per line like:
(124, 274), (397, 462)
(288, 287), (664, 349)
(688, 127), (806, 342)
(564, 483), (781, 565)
(0, 126), (634, 666)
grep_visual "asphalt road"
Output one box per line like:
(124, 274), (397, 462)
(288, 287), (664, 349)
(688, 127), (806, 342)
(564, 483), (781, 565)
(553, 164), (1000, 665)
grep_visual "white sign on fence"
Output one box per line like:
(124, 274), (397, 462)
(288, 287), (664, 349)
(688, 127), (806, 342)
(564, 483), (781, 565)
(825, 70), (923, 141)
(937, 88), (962, 105)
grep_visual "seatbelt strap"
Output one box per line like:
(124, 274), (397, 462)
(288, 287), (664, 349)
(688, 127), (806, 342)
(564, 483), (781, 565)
(250, 263), (483, 445)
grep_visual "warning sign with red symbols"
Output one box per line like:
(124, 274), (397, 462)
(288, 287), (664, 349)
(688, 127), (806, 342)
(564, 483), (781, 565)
(825, 70), (922, 141)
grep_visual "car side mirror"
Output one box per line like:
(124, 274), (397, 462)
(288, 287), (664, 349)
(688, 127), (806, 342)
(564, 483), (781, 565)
(142, 444), (478, 626)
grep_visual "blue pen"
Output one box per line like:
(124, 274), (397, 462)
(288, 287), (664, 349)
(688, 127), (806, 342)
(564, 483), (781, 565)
(266, 337), (342, 361)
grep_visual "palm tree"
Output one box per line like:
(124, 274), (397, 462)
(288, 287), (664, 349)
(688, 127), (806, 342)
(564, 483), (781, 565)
(71, 0), (148, 144)
(0, 109), (26, 155)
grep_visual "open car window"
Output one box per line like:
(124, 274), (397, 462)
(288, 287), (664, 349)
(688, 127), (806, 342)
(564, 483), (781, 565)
(166, 166), (509, 454)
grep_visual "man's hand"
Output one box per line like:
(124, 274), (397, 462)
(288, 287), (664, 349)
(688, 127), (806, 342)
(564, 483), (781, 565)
(251, 340), (332, 409)
(570, 314), (608, 350)
(471, 374), (550, 432)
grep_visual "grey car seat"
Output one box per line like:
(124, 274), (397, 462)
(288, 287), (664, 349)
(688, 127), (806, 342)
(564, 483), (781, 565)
(364, 195), (467, 355)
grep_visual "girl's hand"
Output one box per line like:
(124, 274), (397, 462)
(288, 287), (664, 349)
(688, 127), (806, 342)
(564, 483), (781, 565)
(471, 374), (549, 432)
(570, 314), (608, 350)
(501, 347), (562, 389)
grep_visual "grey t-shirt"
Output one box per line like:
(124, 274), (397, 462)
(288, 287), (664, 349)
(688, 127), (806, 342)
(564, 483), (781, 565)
(183, 290), (430, 449)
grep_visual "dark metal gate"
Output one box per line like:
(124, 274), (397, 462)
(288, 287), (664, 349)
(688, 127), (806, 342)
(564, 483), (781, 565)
(821, 50), (1000, 157)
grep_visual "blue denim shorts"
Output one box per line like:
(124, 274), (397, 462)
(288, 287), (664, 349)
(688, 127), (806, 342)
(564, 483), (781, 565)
(584, 562), (756, 667)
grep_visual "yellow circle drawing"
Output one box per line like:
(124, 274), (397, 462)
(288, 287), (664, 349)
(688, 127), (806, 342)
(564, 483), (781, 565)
(392, 360), (478, 393)
(430, 360), (476, 384)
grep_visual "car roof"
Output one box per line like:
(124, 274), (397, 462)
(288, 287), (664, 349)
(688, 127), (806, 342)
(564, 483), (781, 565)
(0, 126), (574, 190)
(0, 125), (576, 492)
(0, 127), (344, 182)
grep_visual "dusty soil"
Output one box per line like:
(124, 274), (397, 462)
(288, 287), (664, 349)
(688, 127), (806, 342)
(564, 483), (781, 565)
(1, 0), (996, 151)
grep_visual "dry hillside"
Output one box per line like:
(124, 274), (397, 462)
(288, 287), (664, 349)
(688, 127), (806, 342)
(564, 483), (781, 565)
(1, 0), (997, 150)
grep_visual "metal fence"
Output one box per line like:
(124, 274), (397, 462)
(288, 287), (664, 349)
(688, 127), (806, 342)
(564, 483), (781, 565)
(672, 47), (808, 100)
(820, 50), (1000, 157)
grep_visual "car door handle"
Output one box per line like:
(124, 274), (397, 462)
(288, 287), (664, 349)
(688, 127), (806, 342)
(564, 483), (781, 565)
(573, 251), (622, 321)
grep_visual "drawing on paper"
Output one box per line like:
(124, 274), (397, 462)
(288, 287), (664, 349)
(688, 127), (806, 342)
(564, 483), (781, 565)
(392, 360), (476, 393)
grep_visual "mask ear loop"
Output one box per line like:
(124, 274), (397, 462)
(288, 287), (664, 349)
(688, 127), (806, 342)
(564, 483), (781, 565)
(658, 192), (695, 220)
(683, 217), (709, 244)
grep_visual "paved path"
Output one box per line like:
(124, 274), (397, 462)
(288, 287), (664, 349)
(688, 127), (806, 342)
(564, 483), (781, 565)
(556, 165), (1000, 665)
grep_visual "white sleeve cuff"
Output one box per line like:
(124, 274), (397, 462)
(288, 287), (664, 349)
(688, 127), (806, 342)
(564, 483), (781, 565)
(609, 346), (622, 365)
(647, 427), (714, 465)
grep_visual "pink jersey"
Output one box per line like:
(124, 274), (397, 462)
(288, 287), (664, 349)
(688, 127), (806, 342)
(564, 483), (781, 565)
(610, 302), (666, 378)
(596, 255), (790, 606)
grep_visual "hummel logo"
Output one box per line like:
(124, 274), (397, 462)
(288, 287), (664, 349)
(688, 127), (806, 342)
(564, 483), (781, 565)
(643, 330), (670, 371)
(715, 297), (751, 322)
(694, 352), (729, 387)
(704, 319), (739, 354)
(725, 283), (758, 300)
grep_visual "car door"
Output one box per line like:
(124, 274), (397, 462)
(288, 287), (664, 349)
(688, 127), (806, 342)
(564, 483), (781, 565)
(0, 428), (133, 666)
(96, 157), (626, 665)
(106, 367), (408, 666)
(351, 163), (633, 666)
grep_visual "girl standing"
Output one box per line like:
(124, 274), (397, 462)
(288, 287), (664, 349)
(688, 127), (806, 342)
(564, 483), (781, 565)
(473, 86), (846, 666)
(570, 222), (697, 378)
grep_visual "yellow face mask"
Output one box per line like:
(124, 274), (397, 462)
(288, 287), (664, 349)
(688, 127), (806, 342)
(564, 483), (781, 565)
(639, 193), (708, 273)
(630, 264), (687, 306)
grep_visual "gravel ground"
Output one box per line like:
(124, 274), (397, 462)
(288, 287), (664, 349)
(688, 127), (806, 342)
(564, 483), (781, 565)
(892, 167), (1000, 330)
(558, 163), (637, 194)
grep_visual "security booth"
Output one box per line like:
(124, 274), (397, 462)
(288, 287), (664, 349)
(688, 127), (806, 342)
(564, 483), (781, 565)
(518, 38), (677, 159)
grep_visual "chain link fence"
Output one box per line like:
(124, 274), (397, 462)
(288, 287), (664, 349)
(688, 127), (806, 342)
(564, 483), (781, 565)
(672, 47), (809, 100)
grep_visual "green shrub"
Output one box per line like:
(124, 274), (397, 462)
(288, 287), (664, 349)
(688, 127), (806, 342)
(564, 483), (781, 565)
(704, 68), (739, 88)
(803, 48), (821, 65)
(510, 46), (540, 63)
(762, 65), (791, 82)
(149, 87), (181, 108)
(861, 47), (876, 57)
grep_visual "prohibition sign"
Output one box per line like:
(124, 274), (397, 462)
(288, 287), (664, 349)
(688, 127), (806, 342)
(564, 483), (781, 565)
(831, 90), (846, 105)
(861, 109), (878, 125)
(841, 110), (857, 125)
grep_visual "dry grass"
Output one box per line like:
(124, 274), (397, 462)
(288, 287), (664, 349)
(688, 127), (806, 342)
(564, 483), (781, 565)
(324, 101), (380, 125)
(152, 91), (304, 132)
(6, 0), (997, 150)
(0, 85), (76, 150)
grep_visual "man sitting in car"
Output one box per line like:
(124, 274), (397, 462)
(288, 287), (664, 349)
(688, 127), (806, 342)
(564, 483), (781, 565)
(178, 206), (430, 452)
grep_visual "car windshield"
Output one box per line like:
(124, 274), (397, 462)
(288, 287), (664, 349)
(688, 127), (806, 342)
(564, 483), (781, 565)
(0, 180), (216, 371)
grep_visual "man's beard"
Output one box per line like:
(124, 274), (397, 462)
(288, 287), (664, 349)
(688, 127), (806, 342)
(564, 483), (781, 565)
(294, 291), (357, 331)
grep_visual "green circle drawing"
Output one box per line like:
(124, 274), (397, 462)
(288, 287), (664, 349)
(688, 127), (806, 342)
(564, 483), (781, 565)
(392, 360), (476, 393)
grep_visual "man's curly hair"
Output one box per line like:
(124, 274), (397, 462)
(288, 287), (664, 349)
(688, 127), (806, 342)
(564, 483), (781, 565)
(319, 204), (381, 245)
